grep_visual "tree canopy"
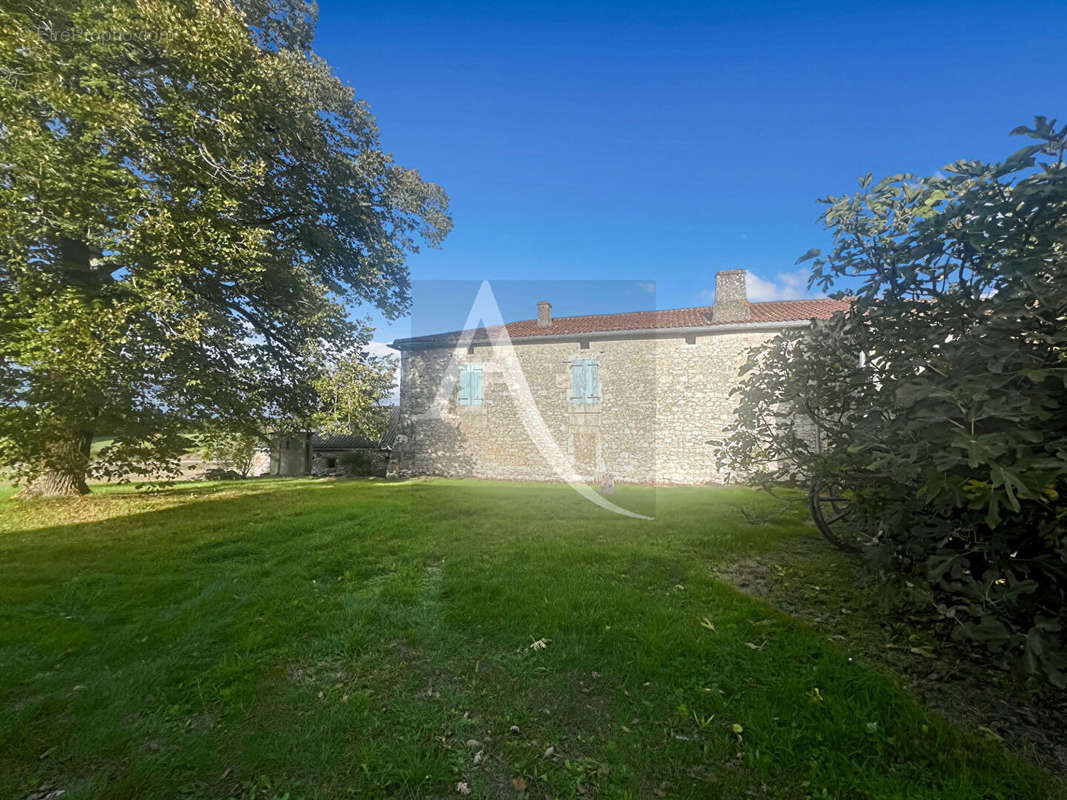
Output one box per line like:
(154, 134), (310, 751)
(0, 0), (450, 494)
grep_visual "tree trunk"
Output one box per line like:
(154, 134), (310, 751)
(16, 432), (92, 498)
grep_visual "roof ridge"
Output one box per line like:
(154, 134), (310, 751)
(512, 297), (832, 326)
(393, 297), (849, 347)
(517, 304), (710, 325)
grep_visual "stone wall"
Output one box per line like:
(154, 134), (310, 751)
(388, 327), (784, 485)
(269, 435), (309, 476)
(311, 449), (388, 477)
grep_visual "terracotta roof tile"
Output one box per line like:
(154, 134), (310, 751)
(393, 298), (850, 348)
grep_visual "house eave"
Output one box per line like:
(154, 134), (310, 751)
(389, 318), (814, 351)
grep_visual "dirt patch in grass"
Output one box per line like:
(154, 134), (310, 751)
(713, 532), (1067, 776)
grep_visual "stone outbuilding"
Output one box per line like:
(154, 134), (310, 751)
(387, 270), (848, 485)
(266, 433), (388, 477)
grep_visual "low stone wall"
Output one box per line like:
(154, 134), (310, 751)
(312, 449), (388, 477)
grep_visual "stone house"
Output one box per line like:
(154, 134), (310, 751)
(388, 270), (848, 485)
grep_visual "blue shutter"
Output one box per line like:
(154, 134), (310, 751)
(459, 364), (482, 406)
(571, 362), (584, 403)
(458, 365), (470, 405)
(571, 360), (599, 404)
(470, 365), (483, 405)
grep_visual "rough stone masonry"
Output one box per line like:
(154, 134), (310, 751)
(388, 271), (847, 485)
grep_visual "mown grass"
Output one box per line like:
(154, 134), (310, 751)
(0, 478), (1061, 799)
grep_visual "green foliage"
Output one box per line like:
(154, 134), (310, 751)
(197, 428), (261, 476)
(722, 117), (1067, 687)
(311, 347), (395, 441)
(0, 0), (449, 493)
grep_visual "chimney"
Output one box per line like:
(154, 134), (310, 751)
(711, 269), (751, 322)
(537, 300), (552, 327)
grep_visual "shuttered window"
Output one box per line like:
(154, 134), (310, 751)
(458, 363), (483, 406)
(571, 359), (599, 404)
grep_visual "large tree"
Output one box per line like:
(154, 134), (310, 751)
(0, 0), (450, 495)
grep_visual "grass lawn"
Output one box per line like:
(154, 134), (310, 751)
(0, 478), (1062, 799)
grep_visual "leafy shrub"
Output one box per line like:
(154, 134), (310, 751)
(198, 430), (260, 477)
(202, 467), (243, 481)
(721, 117), (1067, 687)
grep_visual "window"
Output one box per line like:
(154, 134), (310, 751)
(685, 335), (696, 345)
(579, 339), (590, 350)
(571, 359), (599, 404)
(458, 363), (483, 406)
(325, 456), (337, 469)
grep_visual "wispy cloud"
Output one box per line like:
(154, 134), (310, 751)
(700, 268), (823, 303)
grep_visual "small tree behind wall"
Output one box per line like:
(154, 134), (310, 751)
(311, 347), (396, 442)
(198, 430), (261, 478)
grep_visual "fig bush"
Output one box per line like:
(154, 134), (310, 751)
(722, 117), (1067, 687)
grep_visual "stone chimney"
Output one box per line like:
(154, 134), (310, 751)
(537, 300), (552, 327)
(711, 269), (751, 322)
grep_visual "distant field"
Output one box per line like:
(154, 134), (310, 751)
(0, 479), (1061, 799)
(88, 436), (114, 457)
(85, 434), (228, 482)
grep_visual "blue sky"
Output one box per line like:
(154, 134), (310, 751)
(309, 0), (1065, 347)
